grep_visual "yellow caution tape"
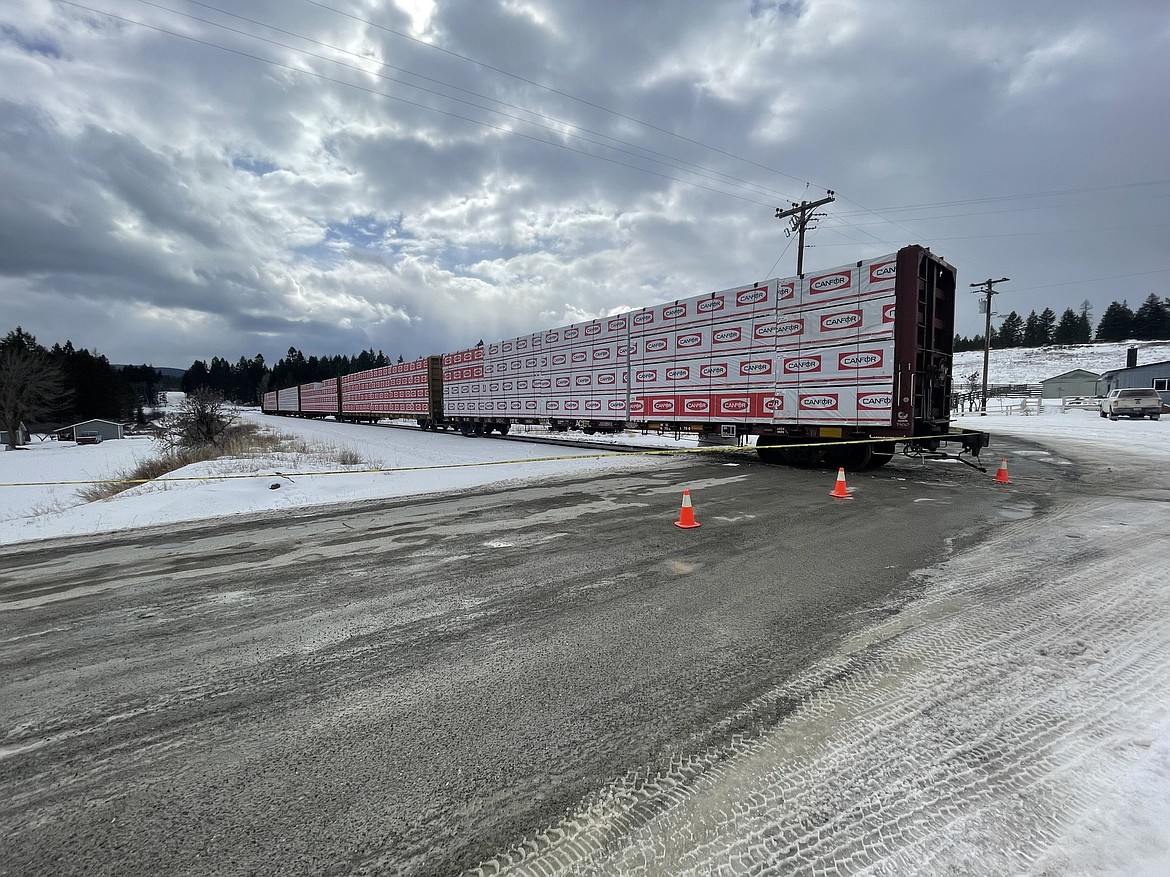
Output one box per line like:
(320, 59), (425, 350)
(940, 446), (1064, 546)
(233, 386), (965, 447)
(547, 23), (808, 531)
(0, 432), (978, 488)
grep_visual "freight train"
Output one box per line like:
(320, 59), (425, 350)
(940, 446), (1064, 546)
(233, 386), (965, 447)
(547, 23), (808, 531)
(263, 244), (989, 470)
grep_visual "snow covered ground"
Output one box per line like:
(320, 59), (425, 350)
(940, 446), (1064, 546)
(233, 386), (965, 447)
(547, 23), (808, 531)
(2, 342), (1168, 874)
(953, 339), (1170, 385)
(0, 417), (691, 545)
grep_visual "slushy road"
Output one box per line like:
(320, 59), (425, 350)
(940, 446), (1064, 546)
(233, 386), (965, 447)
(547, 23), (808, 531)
(0, 446), (1056, 876)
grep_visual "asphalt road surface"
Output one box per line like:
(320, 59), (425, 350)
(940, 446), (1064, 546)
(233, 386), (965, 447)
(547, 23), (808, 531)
(0, 444), (1073, 876)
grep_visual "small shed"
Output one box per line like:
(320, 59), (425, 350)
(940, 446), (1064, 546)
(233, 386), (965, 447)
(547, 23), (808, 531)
(1098, 358), (1170, 403)
(1, 422), (31, 447)
(1040, 369), (1101, 399)
(58, 419), (126, 442)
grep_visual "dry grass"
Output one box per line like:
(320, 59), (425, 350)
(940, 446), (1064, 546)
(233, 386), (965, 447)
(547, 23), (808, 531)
(77, 423), (376, 502)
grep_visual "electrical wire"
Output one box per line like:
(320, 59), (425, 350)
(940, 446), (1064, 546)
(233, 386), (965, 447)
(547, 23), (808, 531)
(296, 0), (822, 191)
(135, 0), (804, 204)
(56, 0), (783, 208)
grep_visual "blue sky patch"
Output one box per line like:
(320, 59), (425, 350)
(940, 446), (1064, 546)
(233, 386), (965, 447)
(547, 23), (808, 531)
(231, 155), (279, 176)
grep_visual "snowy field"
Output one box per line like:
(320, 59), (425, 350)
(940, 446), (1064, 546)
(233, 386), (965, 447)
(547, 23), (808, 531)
(952, 339), (1170, 385)
(0, 417), (692, 545)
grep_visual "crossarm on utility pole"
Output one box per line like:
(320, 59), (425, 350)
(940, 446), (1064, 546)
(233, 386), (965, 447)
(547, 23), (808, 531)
(775, 192), (835, 276)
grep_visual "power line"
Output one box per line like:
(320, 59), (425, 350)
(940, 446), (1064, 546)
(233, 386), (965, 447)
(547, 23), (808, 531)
(297, 0), (825, 193)
(810, 221), (1170, 248)
(817, 193), (1170, 227)
(140, 0), (802, 204)
(56, 1), (783, 208)
(815, 181), (1170, 256)
(831, 179), (1170, 216)
(762, 234), (797, 280)
(824, 192), (932, 250)
(1009, 267), (1170, 294)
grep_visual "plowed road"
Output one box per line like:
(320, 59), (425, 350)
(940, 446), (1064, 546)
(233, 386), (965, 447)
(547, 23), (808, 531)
(3, 441), (1167, 876)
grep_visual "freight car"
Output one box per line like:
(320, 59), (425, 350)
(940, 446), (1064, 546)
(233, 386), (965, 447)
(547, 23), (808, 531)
(262, 244), (988, 469)
(264, 356), (446, 426)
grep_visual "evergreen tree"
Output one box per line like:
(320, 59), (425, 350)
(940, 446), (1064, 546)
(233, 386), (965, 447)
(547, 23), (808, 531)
(120, 364), (162, 405)
(182, 360), (211, 393)
(997, 311), (1024, 347)
(1095, 300), (1135, 342)
(1078, 301), (1093, 343)
(1022, 310), (1042, 347)
(1053, 308), (1082, 344)
(207, 357), (233, 396)
(49, 344), (136, 423)
(1132, 293), (1170, 340)
(240, 354), (267, 404)
(1038, 308), (1057, 345)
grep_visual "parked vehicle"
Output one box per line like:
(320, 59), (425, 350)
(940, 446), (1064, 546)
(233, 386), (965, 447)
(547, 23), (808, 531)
(1099, 388), (1163, 421)
(75, 431), (104, 445)
(262, 244), (989, 469)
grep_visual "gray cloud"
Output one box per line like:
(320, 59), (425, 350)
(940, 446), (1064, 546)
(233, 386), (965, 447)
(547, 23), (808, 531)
(1, 0), (1167, 369)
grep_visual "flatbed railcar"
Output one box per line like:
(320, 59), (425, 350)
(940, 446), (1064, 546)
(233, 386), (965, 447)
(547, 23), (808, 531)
(263, 244), (988, 468)
(264, 356), (447, 425)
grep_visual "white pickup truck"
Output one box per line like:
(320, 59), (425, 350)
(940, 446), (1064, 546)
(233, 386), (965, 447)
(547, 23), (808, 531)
(1099, 388), (1163, 420)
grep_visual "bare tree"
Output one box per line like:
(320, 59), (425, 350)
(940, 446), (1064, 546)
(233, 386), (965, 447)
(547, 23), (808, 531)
(157, 388), (240, 452)
(0, 336), (71, 450)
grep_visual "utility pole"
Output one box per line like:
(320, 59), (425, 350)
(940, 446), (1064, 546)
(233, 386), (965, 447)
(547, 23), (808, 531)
(775, 191), (835, 276)
(970, 276), (1009, 415)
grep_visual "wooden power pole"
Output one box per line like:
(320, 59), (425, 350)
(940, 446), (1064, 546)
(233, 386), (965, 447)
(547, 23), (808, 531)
(970, 276), (1010, 415)
(775, 192), (835, 275)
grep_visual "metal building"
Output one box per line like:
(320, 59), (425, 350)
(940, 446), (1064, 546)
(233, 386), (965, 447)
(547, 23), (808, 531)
(1040, 369), (1101, 399)
(1098, 357), (1170, 404)
(57, 419), (126, 442)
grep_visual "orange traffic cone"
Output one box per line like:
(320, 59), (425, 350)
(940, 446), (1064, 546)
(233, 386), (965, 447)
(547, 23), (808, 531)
(674, 489), (701, 529)
(830, 467), (853, 500)
(994, 458), (1012, 484)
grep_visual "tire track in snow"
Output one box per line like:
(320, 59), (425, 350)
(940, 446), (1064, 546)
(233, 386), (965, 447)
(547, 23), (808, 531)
(465, 490), (1170, 876)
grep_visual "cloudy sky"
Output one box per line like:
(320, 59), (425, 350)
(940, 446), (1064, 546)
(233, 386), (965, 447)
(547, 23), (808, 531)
(2, 0), (1168, 369)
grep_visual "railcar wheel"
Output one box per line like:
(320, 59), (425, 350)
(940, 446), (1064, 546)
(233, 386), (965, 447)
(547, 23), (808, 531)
(756, 435), (789, 465)
(859, 442), (896, 470)
(756, 445), (786, 464)
(497, 423), (511, 435)
(826, 442), (873, 471)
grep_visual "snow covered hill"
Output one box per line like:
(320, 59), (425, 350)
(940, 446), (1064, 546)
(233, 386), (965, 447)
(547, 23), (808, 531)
(953, 340), (1170, 386)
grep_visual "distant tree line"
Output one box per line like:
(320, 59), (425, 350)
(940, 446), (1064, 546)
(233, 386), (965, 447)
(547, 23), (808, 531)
(1, 327), (173, 447)
(180, 347), (402, 404)
(955, 294), (1170, 352)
